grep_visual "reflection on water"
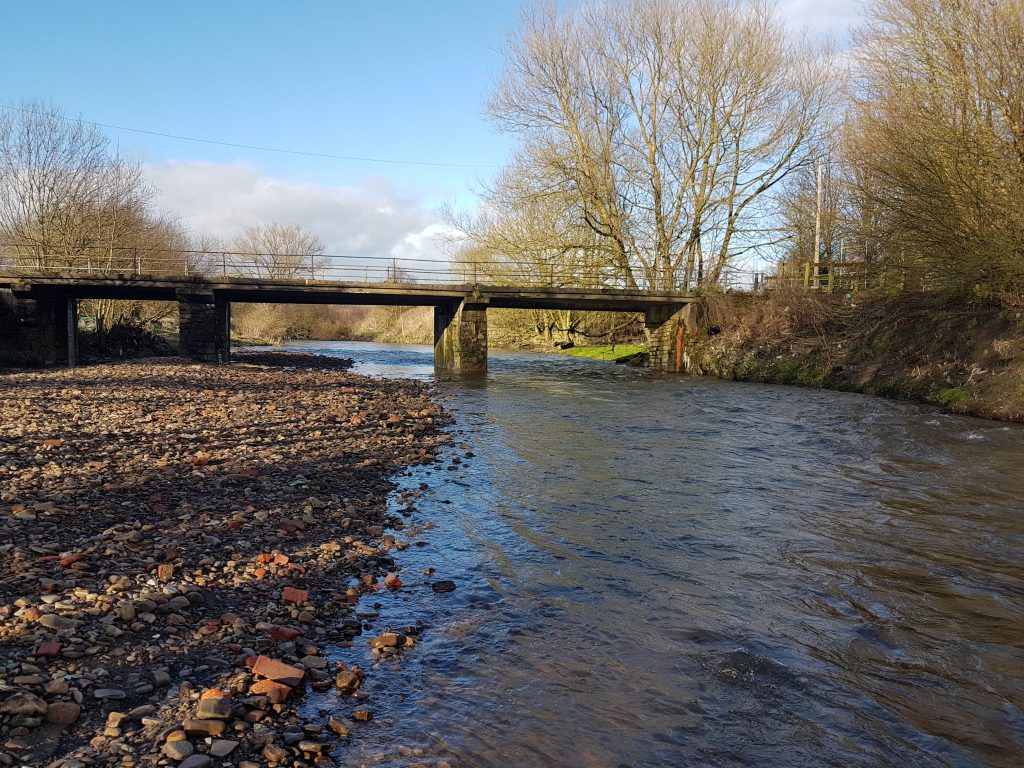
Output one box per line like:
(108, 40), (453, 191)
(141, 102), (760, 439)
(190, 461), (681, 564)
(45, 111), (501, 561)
(277, 341), (1024, 768)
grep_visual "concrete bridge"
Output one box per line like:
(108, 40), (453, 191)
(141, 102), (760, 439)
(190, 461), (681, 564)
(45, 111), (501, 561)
(0, 272), (699, 373)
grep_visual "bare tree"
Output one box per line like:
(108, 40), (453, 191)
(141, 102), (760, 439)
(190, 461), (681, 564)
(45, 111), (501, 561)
(0, 99), (163, 272)
(229, 223), (327, 280)
(846, 0), (1024, 292)
(486, 0), (839, 290)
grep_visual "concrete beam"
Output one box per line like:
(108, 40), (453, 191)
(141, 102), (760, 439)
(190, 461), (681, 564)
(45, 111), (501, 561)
(434, 299), (488, 374)
(177, 290), (230, 364)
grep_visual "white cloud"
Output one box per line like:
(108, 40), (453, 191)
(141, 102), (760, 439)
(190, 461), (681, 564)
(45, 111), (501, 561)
(778, 0), (862, 40)
(145, 161), (457, 270)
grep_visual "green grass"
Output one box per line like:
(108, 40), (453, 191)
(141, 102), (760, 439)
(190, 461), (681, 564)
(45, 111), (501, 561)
(559, 344), (645, 362)
(936, 386), (970, 407)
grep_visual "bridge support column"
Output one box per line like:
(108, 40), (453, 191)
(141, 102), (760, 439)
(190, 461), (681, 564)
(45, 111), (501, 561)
(0, 287), (77, 367)
(177, 290), (230, 364)
(434, 299), (487, 373)
(645, 303), (699, 372)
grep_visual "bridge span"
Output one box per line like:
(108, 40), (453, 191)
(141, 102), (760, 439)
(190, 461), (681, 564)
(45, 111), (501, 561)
(0, 272), (699, 373)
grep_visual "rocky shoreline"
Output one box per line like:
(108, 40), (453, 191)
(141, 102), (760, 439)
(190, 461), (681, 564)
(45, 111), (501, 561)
(0, 359), (453, 767)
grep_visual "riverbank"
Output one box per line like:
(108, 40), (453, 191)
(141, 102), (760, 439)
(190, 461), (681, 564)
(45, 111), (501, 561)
(0, 359), (451, 767)
(685, 291), (1024, 422)
(554, 343), (645, 363)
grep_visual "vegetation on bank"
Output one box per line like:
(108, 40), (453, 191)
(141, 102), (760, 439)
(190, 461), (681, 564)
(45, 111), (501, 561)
(686, 292), (1024, 422)
(558, 344), (645, 363)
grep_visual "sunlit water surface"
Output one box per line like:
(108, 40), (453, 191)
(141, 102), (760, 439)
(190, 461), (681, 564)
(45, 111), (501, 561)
(267, 341), (1023, 768)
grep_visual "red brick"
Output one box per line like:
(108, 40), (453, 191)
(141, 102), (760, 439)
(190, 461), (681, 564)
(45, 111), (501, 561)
(281, 587), (308, 604)
(251, 656), (305, 687)
(249, 679), (292, 703)
(267, 625), (301, 642)
(34, 642), (61, 658)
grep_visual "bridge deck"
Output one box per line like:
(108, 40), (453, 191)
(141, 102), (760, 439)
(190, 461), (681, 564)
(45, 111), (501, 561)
(0, 273), (696, 312)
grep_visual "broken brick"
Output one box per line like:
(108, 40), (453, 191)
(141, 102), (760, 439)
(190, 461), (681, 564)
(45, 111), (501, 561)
(249, 679), (292, 703)
(281, 587), (308, 604)
(34, 642), (61, 658)
(252, 656), (305, 687)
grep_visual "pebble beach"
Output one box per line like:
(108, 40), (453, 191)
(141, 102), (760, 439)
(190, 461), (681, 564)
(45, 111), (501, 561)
(0, 357), (453, 767)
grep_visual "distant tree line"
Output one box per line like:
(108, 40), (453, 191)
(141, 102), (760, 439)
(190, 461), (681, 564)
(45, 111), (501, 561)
(0, 101), (340, 342)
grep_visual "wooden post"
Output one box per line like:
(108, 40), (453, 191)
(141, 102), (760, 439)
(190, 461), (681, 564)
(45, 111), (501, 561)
(803, 262), (811, 289)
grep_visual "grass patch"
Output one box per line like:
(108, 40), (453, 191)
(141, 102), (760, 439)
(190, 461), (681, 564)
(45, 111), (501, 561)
(560, 344), (645, 363)
(936, 386), (970, 407)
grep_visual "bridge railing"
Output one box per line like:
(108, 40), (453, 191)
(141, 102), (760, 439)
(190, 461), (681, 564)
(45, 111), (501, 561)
(0, 244), (686, 292)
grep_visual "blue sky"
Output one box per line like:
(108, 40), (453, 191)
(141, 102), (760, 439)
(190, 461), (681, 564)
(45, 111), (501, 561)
(1, 0), (862, 262)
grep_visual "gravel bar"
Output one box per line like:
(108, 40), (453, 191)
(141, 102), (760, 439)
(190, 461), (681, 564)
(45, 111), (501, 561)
(0, 359), (452, 767)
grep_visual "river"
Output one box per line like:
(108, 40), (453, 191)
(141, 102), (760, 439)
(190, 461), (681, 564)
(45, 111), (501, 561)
(270, 341), (1023, 768)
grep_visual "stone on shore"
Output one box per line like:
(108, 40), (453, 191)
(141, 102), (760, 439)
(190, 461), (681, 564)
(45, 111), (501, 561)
(0, 360), (450, 766)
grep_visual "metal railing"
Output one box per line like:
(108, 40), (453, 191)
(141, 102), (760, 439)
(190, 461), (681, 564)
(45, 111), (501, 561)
(0, 244), (691, 293)
(763, 261), (933, 294)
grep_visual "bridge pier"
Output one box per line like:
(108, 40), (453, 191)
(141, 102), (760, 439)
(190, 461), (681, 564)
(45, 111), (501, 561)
(645, 304), (699, 372)
(177, 290), (230, 364)
(0, 287), (77, 367)
(434, 299), (487, 373)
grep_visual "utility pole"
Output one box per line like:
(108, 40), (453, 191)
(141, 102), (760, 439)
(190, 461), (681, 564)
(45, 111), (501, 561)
(813, 156), (824, 289)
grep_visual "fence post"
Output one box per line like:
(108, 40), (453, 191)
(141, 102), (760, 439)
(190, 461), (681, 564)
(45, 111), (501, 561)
(221, 252), (227, 276)
(827, 267), (834, 293)
(134, 248), (140, 275)
(310, 252), (315, 280)
(803, 262), (810, 289)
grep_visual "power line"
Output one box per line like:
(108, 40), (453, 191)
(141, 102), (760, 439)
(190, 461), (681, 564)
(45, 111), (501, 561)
(0, 103), (503, 169)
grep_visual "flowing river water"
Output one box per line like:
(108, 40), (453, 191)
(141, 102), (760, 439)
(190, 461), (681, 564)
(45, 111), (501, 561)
(270, 341), (1023, 768)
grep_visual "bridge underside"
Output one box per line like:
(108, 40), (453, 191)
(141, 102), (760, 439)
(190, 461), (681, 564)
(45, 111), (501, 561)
(0, 274), (699, 373)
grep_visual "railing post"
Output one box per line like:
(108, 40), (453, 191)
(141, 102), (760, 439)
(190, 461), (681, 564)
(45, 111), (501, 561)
(221, 252), (227, 277)
(803, 262), (810, 290)
(310, 252), (315, 280)
(134, 248), (140, 275)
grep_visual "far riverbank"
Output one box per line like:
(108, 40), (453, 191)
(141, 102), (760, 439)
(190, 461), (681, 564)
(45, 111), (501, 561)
(682, 292), (1024, 423)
